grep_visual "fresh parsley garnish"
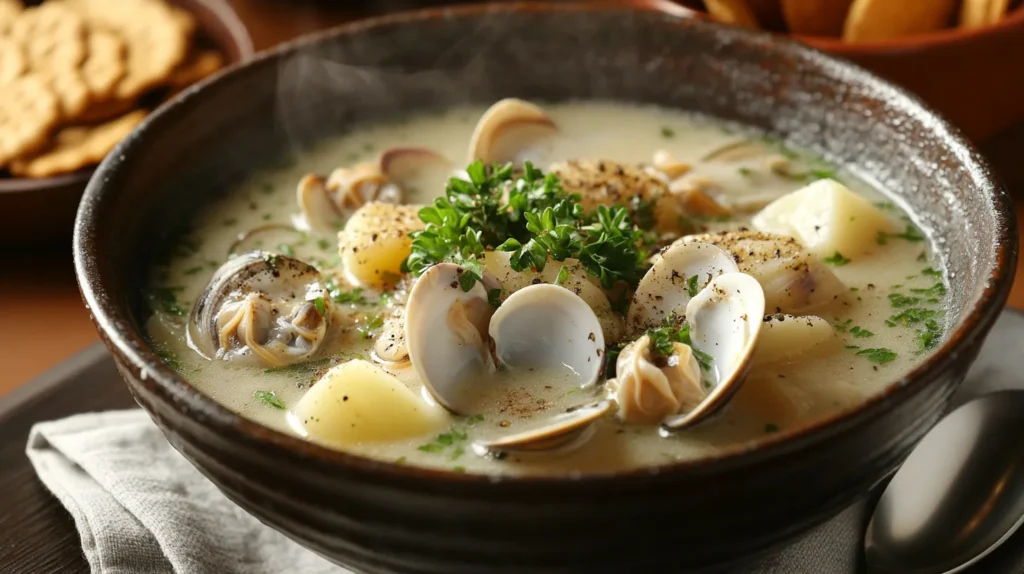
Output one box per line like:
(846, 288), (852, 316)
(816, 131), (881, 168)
(646, 320), (713, 371)
(487, 288), (503, 308)
(909, 282), (947, 297)
(357, 313), (385, 340)
(403, 161), (648, 291)
(856, 348), (897, 365)
(326, 279), (369, 306)
(147, 286), (187, 316)
(313, 296), (326, 316)
(921, 266), (942, 277)
(878, 224), (925, 245)
(687, 274), (700, 297)
(254, 390), (285, 409)
(888, 293), (921, 308)
(823, 251), (851, 266)
(661, 127), (675, 138)
(555, 265), (569, 286)
(849, 326), (874, 338)
(418, 425), (471, 456)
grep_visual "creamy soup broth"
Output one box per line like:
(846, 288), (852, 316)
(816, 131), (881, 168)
(146, 102), (947, 475)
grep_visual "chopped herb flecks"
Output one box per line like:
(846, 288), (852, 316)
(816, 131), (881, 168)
(849, 326), (874, 338)
(823, 251), (851, 266)
(147, 286), (187, 316)
(687, 274), (700, 297)
(856, 348), (897, 365)
(661, 127), (675, 138)
(403, 161), (648, 292)
(254, 390), (285, 409)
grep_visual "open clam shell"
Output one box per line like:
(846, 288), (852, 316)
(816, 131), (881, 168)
(627, 241), (739, 333)
(404, 263), (497, 414)
(472, 400), (614, 455)
(187, 251), (331, 367)
(662, 272), (765, 431)
(467, 98), (558, 165)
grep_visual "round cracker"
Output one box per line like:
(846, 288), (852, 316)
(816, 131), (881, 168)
(961, 0), (995, 27)
(35, 66), (91, 120)
(782, 0), (856, 36)
(0, 0), (22, 33)
(75, 95), (137, 124)
(0, 37), (26, 86)
(7, 3), (87, 70)
(81, 29), (126, 99)
(705, 0), (761, 28)
(60, 0), (189, 100)
(0, 74), (60, 167)
(10, 109), (147, 177)
(843, 0), (956, 42)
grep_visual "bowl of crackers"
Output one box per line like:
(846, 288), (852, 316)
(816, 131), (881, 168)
(651, 0), (1024, 143)
(0, 0), (252, 245)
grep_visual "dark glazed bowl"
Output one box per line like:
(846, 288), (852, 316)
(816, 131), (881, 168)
(74, 3), (1016, 572)
(0, 0), (253, 247)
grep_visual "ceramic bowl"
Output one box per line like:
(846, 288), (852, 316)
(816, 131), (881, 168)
(0, 0), (253, 247)
(73, 3), (1016, 572)
(649, 0), (1024, 143)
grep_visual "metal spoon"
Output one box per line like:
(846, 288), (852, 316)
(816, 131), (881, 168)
(864, 390), (1024, 573)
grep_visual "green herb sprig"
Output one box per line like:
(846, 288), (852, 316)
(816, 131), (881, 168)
(403, 161), (648, 291)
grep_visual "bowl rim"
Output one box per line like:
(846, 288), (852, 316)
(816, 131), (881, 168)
(0, 0), (255, 196)
(75, 1), (1018, 487)
(647, 0), (1024, 53)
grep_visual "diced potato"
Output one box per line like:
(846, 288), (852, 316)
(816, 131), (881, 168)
(752, 314), (841, 366)
(339, 202), (424, 288)
(293, 360), (446, 446)
(751, 179), (899, 259)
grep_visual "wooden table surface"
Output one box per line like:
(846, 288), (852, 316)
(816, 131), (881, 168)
(2, 0), (1024, 397)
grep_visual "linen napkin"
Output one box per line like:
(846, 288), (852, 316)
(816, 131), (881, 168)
(26, 310), (1024, 574)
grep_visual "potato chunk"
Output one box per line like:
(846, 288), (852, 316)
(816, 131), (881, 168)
(339, 202), (424, 288)
(752, 179), (899, 259)
(294, 360), (446, 446)
(752, 314), (841, 367)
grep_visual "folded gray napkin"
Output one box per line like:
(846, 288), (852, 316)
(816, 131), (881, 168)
(26, 310), (1024, 574)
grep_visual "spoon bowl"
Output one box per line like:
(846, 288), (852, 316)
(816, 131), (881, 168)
(865, 390), (1024, 573)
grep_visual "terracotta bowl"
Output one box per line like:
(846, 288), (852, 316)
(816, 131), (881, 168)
(648, 0), (1024, 144)
(0, 0), (254, 247)
(73, 3), (1016, 572)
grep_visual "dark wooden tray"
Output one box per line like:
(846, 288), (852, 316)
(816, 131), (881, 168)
(3, 325), (1023, 573)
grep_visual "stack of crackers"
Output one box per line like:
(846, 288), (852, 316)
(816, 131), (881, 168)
(0, 0), (225, 178)
(703, 0), (1022, 42)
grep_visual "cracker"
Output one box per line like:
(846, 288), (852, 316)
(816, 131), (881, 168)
(0, 0), (21, 34)
(60, 0), (189, 100)
(167, 50), (224, 90)
(10, 109), (146, 177)
(35, 66), (91, 120)
(0, 74), (60, 167)
(782, 0), (856, 36)
(75, 95), (137, 124)
(7, 3), (86, 70)
(81, 29), (126, 99)
(0, 37), (25, 86)
(705, 0), (761, 28)
(169, 5), (197, 39)
(961, 0), (1012, 27)
(843, 0), (956, 42)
